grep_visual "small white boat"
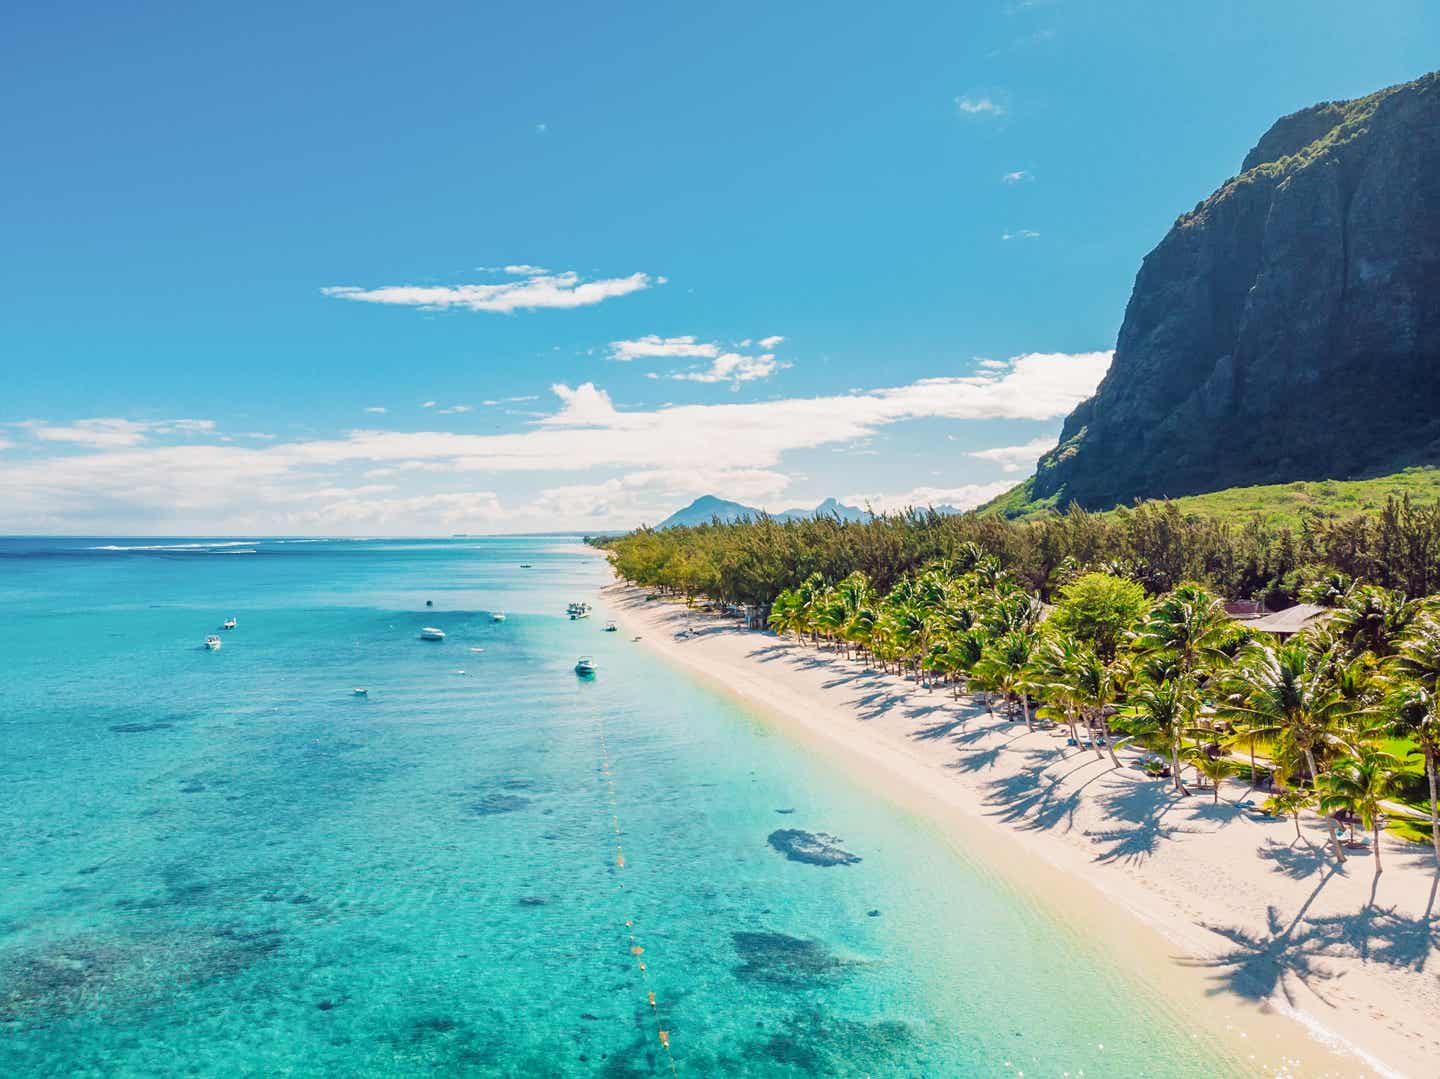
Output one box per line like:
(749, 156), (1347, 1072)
(352, 687), (368, 696)
(603, 621), (617, 632)
(222, 617), (237, 630)
(574, 656), (597, 676)
(205, 635), (222, 651)
(419, 627), (446, 641)
(469, 646), (485, 653)
(491, 612), (507, 623)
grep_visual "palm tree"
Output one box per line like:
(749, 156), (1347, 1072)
(1135, 585), (1232, 792)
(1330, 585), (1419, 659)
(1030, 633), (1086, 752)
(1320, 748), (1401, 875)
(974, 630), (1037, 729)
(1134, 584), (1233, 680)
(1188, 748), (1236, 804)
(1263, 787), (1316, 843)
(1384, 681), (1440, 867)
(767, 589), (806, 640)
(1064, 646), (1123, 768)
(843, 605), (879, 665)
(1127, 678), (1190, 794)
(1221, 640), (1357, 863)
(1389, 612), (1440, 867)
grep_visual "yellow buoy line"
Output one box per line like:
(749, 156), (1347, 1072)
(596, 716), (679, 1076)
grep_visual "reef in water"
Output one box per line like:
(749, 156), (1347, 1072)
(754, 1010), (914, 1072)
(0, 925), (284, 1025)
(732, 930), (856, 988)
(767, 829), (860, 866)
(467, 792), (531, 816)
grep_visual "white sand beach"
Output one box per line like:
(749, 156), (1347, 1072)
(603, 581), (1440, 1078)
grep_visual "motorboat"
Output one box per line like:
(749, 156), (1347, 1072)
(519, 562), (534, 568)
(352, 687), (368, 696)
(491, 612), (507, 623)
(574, 656), (597, 676)
(222, 617), (237, 630)
(603, 620), (617, 632)
(205, 635), (222, 651)
(419, 627), (446, 641)
(567, 601), (592, 620)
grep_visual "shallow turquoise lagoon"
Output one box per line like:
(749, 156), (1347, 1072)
(1, 537), (1241, 1076)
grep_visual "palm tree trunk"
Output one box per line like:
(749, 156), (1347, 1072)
(1248, 737), (1257, 795)
(1304, 747), (1346, 864)
(1065, 715), (1081, 755)
(1170, 734), (1187, 795)
(1373, 818), (1383, 875)
(1020, 690), (1033, 732)
(1427, 747), (1439, 870)
(1293, 812), (1302, 843)
(1097, 714), (1121, 769)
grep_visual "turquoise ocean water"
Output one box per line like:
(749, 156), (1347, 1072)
(1, 537), (1244, 1076)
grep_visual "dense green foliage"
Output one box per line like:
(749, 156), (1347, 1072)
(984, 467), (1440, 529)
(599, 492), (1440, 608)
(597, 496), (1440, 868)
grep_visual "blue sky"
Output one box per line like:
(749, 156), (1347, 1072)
(4, 1), (1437, 534)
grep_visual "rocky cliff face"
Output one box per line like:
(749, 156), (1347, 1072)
(1029, 72), (1440, 510)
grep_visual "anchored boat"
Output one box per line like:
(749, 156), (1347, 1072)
(574, 656), (597, 676)
(419, 626), (446, 641)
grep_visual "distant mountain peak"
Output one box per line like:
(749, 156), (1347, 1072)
(653, 494), (871, 529)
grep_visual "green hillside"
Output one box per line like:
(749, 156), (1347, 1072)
(980, 467), (1440, 528)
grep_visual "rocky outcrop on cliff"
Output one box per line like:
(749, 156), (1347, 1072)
(1029, 72), (1440, 511)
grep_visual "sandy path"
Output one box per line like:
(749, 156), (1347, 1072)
(601, 581), (1440, 1078)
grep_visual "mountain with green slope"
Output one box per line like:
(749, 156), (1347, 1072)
(1017, 71), (1440, 513)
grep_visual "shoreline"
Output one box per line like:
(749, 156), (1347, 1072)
(598, 576), (1440, 1078)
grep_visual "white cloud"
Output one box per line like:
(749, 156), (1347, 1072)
(0, 437), (13, 451)
(609, 333), (788, 386)
(422, 401), (437, 408)
(535, 123), (548, 134)
(503, 264), (549, 275)
(966, 435), (1056, 473)
(20, 417), (215, 448)
(1, 351), (1108, 534)
(321, 269), (660, 314)
(671, 352), (781, 386)
(1002, 170), (1032, 184)
(610, 335), (720, 361)
(844, 482), (1014, 515)
(977, 358), (1010, 370)
(532, 467), (791, 522)
(437, 404), (473, 414)
(1002, 229), (1040, 241)
(364, 406), (387, 414)
(956, 95), (1005, 117)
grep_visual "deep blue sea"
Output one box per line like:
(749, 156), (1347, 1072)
(1, 537), (1244, 1076)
